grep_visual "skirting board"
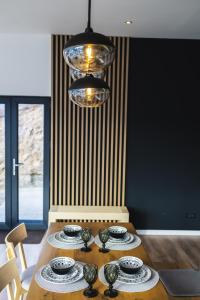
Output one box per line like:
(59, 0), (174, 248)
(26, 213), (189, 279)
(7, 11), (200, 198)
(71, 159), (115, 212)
(136, 230), (200, 236)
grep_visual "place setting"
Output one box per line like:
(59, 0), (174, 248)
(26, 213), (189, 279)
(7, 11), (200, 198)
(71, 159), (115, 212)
(95, 225), (141, 251)
(35, 255), (90, 293)
(35, 256), (100, 295)
(47, 225), (94, 250)
(99, 256), (160, 294)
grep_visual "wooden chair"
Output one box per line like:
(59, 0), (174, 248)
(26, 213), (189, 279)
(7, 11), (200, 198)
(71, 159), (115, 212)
(5, 223), (36, 292)
(48, 205), (129, 224)
(0, 250), (26, 300)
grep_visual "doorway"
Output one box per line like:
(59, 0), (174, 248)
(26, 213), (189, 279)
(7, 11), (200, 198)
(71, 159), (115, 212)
(0, 97), (50, 230)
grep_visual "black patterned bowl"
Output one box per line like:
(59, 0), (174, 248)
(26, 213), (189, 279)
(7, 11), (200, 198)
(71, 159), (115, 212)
(119, 256), (143, 274)
(63, 225), (82, 237)
(108, 226), (127, 239)
(49, 257), (75, 275)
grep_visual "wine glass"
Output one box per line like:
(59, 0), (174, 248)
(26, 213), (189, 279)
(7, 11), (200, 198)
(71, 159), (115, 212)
(81, 228), (92, 252)
(98, 228), (110, 253)
(83, 264), (98, 298)
(104, 264), (119, 298)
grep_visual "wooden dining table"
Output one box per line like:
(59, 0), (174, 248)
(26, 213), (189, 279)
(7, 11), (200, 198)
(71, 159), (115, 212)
(26, 222), (170, 300)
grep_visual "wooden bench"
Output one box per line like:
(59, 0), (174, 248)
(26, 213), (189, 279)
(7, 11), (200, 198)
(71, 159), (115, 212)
(48, 206), (129, 224)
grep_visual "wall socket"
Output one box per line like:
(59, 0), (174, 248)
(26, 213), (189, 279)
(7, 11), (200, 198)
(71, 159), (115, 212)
(185, 212), (197, 219)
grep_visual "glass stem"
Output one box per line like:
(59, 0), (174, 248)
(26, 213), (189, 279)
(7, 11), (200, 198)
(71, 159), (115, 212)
(89, 283), (93, 290)
(109, 284), (113, 291)
(84, 242), (88, 249)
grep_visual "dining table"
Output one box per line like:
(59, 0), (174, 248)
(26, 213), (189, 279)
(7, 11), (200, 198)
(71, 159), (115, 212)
(26, 222), (169, 300)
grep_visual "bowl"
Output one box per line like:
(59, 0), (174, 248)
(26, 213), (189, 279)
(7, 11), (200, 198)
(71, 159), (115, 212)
(108, 226), (127, 239)
(63, 225), (82, 237)
(49, 257), (75, 275)
(119, 256), (143, 274)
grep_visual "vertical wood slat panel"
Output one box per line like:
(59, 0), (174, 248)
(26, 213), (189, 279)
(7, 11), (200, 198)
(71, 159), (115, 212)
(113, 37), (121, 206)
(109, 37), (116, 206)
(50, 35), (54, 205)
(59, 36), (63, 206)
(93, 109), (97, 205)
(51, 35), (130, 208)
(63, 35), (68, 205)
(54, 35), (59, 205)
(122, 37), (130, 206)
(79, 109), (84, 206)
(88, 109), (93, 206)
(118, 37), (125, 206)
(96, 107), (102, 206)
(67, 42), (71, 206)
(84, 109), (88, 206)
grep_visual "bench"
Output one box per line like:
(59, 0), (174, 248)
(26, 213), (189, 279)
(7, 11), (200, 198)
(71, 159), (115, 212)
(48, 205), (129, 224)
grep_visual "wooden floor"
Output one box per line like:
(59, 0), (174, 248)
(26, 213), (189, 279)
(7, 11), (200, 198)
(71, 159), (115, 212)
(141, 235), (200, 270)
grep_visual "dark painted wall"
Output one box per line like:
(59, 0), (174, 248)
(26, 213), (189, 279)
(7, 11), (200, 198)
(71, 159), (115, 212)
(126, 38), (200, 230)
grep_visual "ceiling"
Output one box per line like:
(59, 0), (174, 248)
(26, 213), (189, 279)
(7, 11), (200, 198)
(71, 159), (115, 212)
(0, 0), (200, 39)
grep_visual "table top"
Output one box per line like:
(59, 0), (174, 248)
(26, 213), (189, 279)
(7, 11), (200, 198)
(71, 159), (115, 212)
(26, 222), (169, 300)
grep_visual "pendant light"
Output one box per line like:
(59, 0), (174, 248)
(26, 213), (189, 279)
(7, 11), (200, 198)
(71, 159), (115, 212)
(68, 74), (110, 108)
(63, 0), (115, 73)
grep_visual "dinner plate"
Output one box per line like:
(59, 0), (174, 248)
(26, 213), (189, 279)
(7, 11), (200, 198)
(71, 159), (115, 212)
(116, 264), (152, 284)
(41, 262), (83, 284)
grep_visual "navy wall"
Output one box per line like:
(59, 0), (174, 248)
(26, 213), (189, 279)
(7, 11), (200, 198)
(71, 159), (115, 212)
(126, 38), (200, 230)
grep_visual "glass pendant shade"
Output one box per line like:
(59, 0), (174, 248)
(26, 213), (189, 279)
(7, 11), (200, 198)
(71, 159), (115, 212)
(63, 31), (115, 73)
(70, 68), (105, 81)
(68, 74), (110, 108)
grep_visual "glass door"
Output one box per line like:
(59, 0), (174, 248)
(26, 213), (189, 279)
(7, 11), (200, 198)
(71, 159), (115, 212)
(0, 104), (6, 224)
(0, 97), (50, 230)
(0, 99), (11, 230)
(17, 104), (44, 222)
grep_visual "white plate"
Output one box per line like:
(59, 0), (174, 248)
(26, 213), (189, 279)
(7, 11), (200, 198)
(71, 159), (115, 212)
(41, 262), (83, 284)
(116, 264), (152, 284)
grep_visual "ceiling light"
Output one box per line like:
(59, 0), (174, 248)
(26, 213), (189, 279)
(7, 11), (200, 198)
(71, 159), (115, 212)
(124, 20), (133, 25)
(63, 0), (115, 73)
(68, 74), (110, 108)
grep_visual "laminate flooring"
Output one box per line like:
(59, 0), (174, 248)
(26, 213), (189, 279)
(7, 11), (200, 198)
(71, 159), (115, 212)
(141, 235), (200, 270)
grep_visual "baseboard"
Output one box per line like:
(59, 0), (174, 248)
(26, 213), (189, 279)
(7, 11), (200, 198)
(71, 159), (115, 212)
(136, 229), (200, 236)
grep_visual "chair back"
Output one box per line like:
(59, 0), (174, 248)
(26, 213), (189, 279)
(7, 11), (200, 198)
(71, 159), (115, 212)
(0, 254), (23, 300)
(5, 223), (28, 271)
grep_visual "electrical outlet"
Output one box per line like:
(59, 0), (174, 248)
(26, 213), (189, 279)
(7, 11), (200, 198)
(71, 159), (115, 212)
(185, 212), (197, 219)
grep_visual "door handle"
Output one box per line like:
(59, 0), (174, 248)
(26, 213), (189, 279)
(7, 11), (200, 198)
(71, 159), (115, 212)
(12, 158), (24, 176)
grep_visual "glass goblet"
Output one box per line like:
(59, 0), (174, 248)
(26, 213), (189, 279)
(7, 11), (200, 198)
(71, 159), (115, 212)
(81, 228), (92, 252)
(98, 228), (110, 253)
(83, 264), (98, 298)
(104, 264), (119, 298)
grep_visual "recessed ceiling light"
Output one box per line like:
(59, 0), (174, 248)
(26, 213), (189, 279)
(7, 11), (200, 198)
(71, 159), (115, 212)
(124, 20), (133, 25)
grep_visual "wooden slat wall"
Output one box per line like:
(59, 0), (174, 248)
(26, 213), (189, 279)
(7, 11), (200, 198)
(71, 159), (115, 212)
(51, 35), (130, 207)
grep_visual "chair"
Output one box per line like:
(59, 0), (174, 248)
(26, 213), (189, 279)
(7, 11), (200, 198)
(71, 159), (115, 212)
(48, 205), (129, 224)
(0, 250), (26, 300)
(5, 223), (36, 292)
